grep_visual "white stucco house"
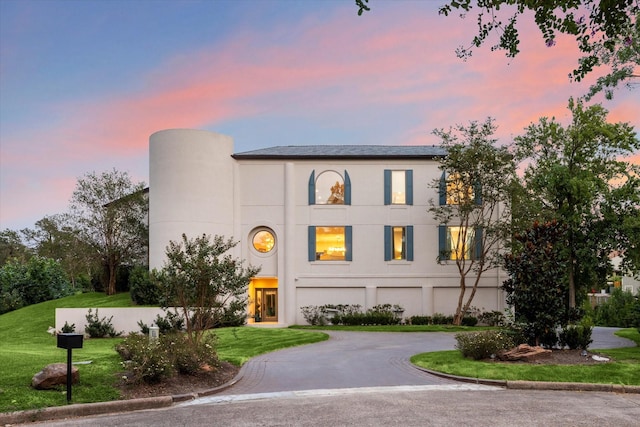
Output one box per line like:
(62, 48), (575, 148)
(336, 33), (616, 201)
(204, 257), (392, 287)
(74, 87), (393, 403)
(148, 129), (506, 326)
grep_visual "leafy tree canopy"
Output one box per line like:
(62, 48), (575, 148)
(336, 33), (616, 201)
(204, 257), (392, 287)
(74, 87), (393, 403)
(356, 0), (639, 99)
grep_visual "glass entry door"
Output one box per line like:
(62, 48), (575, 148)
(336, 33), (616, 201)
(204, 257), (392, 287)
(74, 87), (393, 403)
(255, 288), (277, 322)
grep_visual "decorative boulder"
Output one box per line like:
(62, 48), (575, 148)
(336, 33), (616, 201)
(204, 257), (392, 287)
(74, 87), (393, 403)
(497, 344), (552, 362)
(32, 363), (79, 390)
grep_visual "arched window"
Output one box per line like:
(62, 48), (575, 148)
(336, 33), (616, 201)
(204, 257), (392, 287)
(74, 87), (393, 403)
(308, 170), (351, 205)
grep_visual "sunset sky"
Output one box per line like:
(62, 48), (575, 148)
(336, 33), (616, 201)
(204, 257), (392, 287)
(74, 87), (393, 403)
(1, 0), (638, 231)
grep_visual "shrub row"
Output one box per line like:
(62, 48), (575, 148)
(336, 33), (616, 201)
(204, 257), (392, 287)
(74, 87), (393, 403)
(301, 304), (404, 326)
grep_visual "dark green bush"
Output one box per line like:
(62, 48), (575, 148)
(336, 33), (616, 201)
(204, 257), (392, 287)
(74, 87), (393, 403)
(461, 316), (478, 327)
(558, 323), (593, 350)
(455, 330), (515, 360)
(85, 308), (122, 338)
(61, 321), (75, 333)
(431, 313), (454, 325)
(129, 266), (160, 306)
(594, 288), (639, 327)
(478, 310), (505, 326)
(409, 316), (431, 325)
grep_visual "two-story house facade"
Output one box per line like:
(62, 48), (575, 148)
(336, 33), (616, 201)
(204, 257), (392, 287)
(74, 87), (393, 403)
(149, 129), (506, 325)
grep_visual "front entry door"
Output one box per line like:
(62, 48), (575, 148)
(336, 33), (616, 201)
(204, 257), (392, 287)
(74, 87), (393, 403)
(255, 288), (278, 322)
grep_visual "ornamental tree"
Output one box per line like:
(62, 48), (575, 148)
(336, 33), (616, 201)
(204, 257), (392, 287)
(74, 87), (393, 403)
(429, 118), (517, 325)
(156, 234), (260, 348)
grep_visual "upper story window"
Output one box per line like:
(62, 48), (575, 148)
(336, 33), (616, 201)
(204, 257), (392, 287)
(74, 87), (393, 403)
(439, 171), (481, 205)
(384, 170), (413, 205)
(438, 225), (482, 261)
(308, 226), (353, 261)
(309, 170), (351, 205)
(384, 225), (414, 261)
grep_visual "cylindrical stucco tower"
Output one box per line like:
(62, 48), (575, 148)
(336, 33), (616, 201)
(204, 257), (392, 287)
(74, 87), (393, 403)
(149, 129), (234, 269)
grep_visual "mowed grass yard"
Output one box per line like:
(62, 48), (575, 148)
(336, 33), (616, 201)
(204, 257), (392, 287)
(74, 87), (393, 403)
(1, 292), (638, 413)
(0, 293), (328, 413)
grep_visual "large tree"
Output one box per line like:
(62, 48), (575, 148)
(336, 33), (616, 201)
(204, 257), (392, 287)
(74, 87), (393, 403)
(514, 99), (640, 308)
(430, 118), (517, 325)
(69, 169), (148, 295)
(357, 0), (639, 99)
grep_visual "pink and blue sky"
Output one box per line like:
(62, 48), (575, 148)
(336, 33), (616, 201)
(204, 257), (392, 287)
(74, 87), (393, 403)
(1, 0), (638, 231)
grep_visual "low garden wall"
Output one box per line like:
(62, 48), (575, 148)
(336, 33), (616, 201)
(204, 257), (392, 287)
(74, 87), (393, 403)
(55, 307), (168, 336)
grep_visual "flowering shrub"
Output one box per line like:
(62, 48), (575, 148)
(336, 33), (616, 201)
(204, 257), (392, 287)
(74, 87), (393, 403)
(300, 305), (329, 326)
(116, 332), (219, 383)
(116, 334), (173, 384)
(455, 330), (514, 360)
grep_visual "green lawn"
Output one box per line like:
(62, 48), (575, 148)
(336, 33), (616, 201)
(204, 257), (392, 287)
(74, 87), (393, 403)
(0, 293), (327, 413)
(411, 328), (640, 386)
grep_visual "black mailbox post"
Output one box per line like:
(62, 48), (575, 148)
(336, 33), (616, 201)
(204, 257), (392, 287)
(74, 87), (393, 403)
(57, 333), (83, 403)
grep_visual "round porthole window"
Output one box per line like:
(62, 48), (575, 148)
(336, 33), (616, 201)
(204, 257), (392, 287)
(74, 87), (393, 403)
(252, 230), (275, 253)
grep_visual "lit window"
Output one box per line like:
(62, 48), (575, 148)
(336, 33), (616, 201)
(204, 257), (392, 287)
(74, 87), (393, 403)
(308, 226), (352, 261)
(384, 170), (413, 205)
(309, 170), (351, 205)
(439, 172), (480, 205)
(252, 230), (275, 253)
(316, 171), (344, 204)
(439, 226), (480, 261)
(384, 225), (414, 261)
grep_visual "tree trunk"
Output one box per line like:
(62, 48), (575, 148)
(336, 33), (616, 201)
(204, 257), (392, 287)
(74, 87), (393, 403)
(107, 259), (117, 295)
(454, 274), (466, 326)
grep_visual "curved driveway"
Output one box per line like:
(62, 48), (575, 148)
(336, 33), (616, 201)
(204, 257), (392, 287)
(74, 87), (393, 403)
(222, 326), (634, 396)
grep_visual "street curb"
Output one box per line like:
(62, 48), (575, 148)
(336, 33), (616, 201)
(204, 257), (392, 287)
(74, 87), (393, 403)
(0, 369), (245, 426)
(416, 366), (640, 394)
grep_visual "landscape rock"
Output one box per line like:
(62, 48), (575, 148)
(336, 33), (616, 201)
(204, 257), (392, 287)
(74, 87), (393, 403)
(498, 344), (552, 362)
(32, 363), (79, 390)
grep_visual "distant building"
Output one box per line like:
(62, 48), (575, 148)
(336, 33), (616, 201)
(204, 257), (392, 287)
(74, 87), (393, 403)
(612, 255), (640, 295)
(149, 129), (506, 325)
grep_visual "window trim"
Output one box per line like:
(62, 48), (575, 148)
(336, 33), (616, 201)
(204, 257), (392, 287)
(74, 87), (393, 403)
(439, 171), (482, 206)
(384, 169), (413, 205)
(438, 225), (482, 261)
(309, 170), (351, 205)
(308, 225), (353, 262)
(384, 225), (414, 261)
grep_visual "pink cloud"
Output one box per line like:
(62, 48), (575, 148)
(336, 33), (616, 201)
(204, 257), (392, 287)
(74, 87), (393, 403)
(1, 4), (638, 229)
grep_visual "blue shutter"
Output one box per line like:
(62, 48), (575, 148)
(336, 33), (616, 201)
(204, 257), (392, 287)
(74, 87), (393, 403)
(474, 181), (482, 205)
(439, 171), (446, 205)
(405, 170), (413, 205)
(406, 226), (414, 261)
(438, 225), (447, 261)
(308, 170), (315, 205)
(344, 170), (351, 205)
(474, 227), (483, 260)
(308, 226), (316, 261)
(384, 170), (391, 205)
(345, 226), (353, 261)
(384, 226), (392, 261)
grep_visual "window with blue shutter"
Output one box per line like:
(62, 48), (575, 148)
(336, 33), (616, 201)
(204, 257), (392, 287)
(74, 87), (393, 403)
(385, 225), (413, 261)
(309, 226), (352, 261)
(384, 170), (412, 205)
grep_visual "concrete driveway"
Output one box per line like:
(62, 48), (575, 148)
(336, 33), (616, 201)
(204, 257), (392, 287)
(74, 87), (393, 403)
(221, 326), (635, 396)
